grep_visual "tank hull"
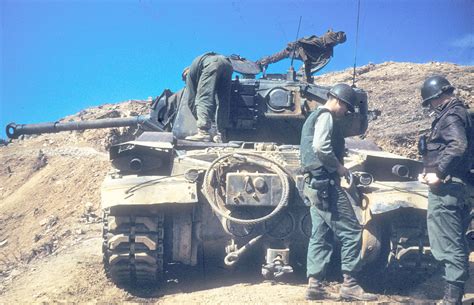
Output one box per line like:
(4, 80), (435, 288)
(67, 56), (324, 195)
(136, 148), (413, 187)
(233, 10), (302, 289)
(101, 134), (435, 285)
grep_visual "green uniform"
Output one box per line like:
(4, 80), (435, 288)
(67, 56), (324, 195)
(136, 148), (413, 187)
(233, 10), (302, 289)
(300, 107), (362, 279)
(423, 98), (472, 287)
(428, 181), (470, 286)
(185, 52), (233, 132)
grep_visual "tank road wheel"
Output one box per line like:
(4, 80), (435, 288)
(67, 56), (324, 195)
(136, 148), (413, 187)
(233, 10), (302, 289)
(102, 210), (164, 286)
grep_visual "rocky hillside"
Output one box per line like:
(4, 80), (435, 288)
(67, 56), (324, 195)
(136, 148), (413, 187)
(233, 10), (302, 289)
(315, 61), (473, 158)
(0, 62), (472, 303)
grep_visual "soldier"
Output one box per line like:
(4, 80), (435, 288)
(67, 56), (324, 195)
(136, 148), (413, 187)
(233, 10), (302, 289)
(184, 52), (233, 142)
(418, 75), (472, 304)
(256, 29), (346, 82)
(300, 83), (377, 301)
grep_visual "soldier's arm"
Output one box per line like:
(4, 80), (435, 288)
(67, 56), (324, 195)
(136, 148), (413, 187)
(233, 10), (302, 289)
(256, 48), (291, 67)
(436, 113), (468, 179)
(312, 112), (341, 173)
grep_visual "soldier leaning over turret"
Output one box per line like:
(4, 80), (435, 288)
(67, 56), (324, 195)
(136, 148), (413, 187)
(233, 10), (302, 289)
(256, 29), (346, 83)
(418, 75), (473, 305)
(183, 52), (233, 143)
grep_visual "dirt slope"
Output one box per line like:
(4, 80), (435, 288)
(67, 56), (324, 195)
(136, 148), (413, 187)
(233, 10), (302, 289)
(0, 62), (473, 304)
(314, 61), (474, 158)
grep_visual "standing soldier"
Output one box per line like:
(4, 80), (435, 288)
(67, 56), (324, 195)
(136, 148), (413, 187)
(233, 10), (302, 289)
(300, 83), (377, 301)
(418, 75), (472, 304)
(184, 52), (233, 142)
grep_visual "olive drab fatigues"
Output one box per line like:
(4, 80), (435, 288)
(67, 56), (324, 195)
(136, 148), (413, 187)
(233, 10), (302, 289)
(300, 107), (362, 279)
(185, 52), (233, 133)
(428, 183), (470, 285)
(423, 98), (473, 287)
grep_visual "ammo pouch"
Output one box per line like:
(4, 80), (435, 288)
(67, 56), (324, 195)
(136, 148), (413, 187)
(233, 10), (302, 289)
(303, 175), (331, 210)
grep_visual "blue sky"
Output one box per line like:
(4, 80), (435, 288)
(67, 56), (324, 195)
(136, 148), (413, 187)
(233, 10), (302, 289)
(1, 0), (473, 139)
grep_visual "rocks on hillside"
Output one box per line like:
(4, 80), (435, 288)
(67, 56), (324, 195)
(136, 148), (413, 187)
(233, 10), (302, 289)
(315, 61), (473, 157)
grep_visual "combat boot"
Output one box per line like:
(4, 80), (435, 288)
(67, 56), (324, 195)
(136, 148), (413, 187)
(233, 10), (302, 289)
(185, 129), (212, 142)
(339, 273), (377, 301)
(305, 277), (340, 301)
(440, 282), (463, 305)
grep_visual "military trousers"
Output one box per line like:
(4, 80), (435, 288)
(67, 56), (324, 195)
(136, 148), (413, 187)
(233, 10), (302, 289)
(427, 181), (471, 286)
(186, 54), (233, 132)
(306, 182), (363, 279)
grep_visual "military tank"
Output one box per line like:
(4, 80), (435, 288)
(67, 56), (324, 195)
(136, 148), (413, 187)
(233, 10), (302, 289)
(6, 59), (452, 287)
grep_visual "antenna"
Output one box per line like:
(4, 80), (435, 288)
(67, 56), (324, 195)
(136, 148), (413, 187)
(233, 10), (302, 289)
(352, 0), (361, 87)
(290, 16), (302, 68)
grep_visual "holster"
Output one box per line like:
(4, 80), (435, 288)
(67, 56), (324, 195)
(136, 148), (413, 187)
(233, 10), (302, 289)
(311, 177), (331, 210)
(303, 169), (333, 210)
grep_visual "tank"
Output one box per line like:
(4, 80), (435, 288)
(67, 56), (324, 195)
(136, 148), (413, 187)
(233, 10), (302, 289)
(6, 64), (468, 288)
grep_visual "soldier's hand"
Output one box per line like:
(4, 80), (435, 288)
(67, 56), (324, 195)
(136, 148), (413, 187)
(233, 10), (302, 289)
(419, 173), (441, 185)
(337, 165), (349, 177)
(418, 173), (427, 183)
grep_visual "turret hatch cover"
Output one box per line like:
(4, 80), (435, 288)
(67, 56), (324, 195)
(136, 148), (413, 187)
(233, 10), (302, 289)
(228, 54), (261, 75)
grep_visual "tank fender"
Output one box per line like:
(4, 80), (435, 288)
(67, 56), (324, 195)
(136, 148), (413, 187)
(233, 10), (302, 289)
(101, 174), (198, 209)
(364, 181), (428, 215)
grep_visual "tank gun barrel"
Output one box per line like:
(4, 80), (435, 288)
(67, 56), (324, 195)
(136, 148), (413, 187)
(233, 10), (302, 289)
(6, 115), (163, 139)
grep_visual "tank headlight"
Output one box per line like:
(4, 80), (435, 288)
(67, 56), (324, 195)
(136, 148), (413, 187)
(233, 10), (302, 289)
(357, 172), (374, 186)
(184, 169), (201, 183)
(129, 158), (143, 172)
(392, 164), (409, 178)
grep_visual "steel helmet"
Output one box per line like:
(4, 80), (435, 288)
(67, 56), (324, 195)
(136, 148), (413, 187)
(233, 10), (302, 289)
(421, 75), (454, 106)
(327, 83), (356, 112)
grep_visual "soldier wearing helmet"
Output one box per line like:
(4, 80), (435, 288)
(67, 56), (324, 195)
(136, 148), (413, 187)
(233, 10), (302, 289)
(300, 83), (377, 301)
(418, 75), (472, 304)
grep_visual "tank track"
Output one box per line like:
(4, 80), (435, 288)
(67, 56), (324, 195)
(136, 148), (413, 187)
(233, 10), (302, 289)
(102, 210), (164, 285)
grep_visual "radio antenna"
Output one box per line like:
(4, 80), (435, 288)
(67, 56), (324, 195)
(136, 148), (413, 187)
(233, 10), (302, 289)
(352, 0), (361, 87)
(290, 16), (302, 68)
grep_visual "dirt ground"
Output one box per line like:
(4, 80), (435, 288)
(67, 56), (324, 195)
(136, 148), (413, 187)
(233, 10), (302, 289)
(0, 62), (473, 304)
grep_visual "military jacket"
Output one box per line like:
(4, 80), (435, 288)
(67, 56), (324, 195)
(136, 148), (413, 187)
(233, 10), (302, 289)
(424, 98), (473, 180)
